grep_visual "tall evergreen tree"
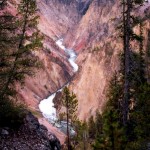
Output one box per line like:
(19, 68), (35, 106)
(0, 0), (42, 99)
(93, 73), (126, 150)
(72, 120), (89, 150)
(62, 87), (78, 150)
(122, 0), (131, 126)
(93, 1), (147, 149)
(95, 111), (103, 137)
(125, 22), (150, 150)
(121, 0), (145, 126)
(0, 0), (42, 127)
(93, 50), (150, 149)
(88, 115), (96, 139)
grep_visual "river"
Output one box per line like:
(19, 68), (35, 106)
(39, 39), (78, 135)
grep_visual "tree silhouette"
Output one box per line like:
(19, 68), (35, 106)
(62, 87), (78, 150)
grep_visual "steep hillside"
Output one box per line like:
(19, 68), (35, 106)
(12, 0), (150, 120)
(67, 0), (150, 119)
(37, 0), (80, 39)
(13, 0), (79, 108)
(67, 0), (121, 119)
(1, 0), (150, 145)
(18, 0), (100, 114)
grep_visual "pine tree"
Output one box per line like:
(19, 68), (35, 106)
(0, 0), (43, 100)
(93, 1), (147, 148)
(72, 120), (89, 150)
(62, 87), (78, 150)
(125, 22), (150, 149)
(94, 45), (149, 150)
(122, 0), (131, 126)
(93, 74), (126, 150)
(93, 50), (150, 149)
(0, 2), (25, 128)
(95, 111), (103, 137)
(121, 0), (145, 126)
(0, 0), (43, 128)
(126, 83), (150, 150)
(88, 115), (96, 139)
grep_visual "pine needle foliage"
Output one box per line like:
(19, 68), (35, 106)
(0, 0), (43, 128)
(62, 87), (78, 150)
(93, 74), (126, 150)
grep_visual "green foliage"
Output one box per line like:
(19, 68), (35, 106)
(88, 115), (96, 139)
(72, 120), (89, 149)
(125, 83), (150, 150)
(95, 111), (103, 137)
(29, 108), (42, 118)
(62, 87), (78, 150)
(119, 0), (145, 126)
(93, 1), (148, 149)
(62, 87), (78, 124)
(133, 0), (145, 5)
(93, 74), (126, 150)
(147, 43), (150, 57)
(0, 0), (42, 98)
(70, 111), (103, 149)
(0, 0), (42, 128)
(93, 50), (150, 149)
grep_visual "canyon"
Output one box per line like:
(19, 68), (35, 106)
(19, 0), (149, 118)
(8, 0), (150, 143)
(18, 0), (122, 120)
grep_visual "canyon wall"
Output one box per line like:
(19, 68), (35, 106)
(12, 0), (150, 119)
(66, 0), (150, 119)
(15, 0), (79, 109)
(68, 0), (122, 119)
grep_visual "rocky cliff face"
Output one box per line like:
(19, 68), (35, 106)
(14, 0), (78, 109)
(68, 0), (122, 119)
(2, 0), (150, 145)
(16, 0), (150, 120)
(65, 0), (150, 119)
(37, 0), (79, 39)
(17, 0), (96, 113)
(30, 0), (122, 120)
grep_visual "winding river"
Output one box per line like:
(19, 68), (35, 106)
(39, 39), (78, 129)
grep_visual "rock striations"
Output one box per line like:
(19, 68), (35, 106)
(1, 0), (150, 147)
(16, 0), (150, 120)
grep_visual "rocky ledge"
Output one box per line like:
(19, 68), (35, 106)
(0, 112), (61, 150)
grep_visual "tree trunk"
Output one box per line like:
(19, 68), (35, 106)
(66, 95), (70, 150)
(83, 131), (87, 150)
(123, 0), (131, 126)
(110, 111), (115, 150)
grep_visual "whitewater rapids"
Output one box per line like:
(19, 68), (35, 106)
(39, 39), (78, 121)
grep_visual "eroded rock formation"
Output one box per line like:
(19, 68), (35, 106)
(16, 0), (150, 120)
(1, 0), (150, 146)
